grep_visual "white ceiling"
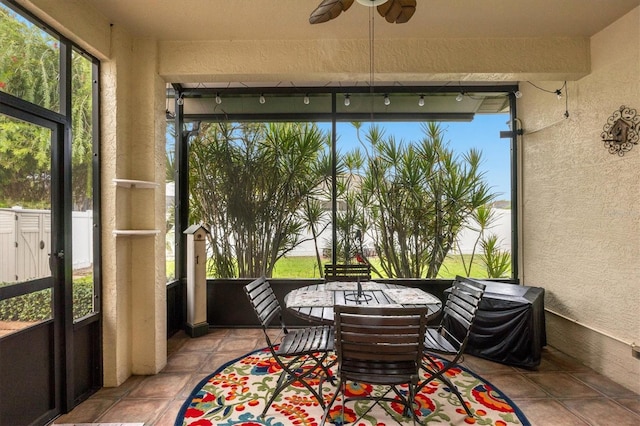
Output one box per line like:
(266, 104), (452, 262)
(84, 0), (640, 41)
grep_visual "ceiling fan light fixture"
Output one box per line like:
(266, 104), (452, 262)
(310, 0), (414, 25)
(356, 0), (388, 6)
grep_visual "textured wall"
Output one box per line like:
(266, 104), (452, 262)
(101, 24), (134, 387)
(20, 0), (111, 58)
(518, 8), (640, 393)
(159, 37), (590, 83)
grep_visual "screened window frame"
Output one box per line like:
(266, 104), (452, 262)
(171, 85), (519, 281)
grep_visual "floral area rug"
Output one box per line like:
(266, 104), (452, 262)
(176, 347), (530, 426)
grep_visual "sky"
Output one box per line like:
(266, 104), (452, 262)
(168, 113), (513, 202)
(320, 113), (512, 201)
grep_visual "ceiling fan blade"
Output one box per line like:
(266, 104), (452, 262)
(377, 0), (416, 24)
(310, 0), (355, 24)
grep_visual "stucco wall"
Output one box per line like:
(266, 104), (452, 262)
(517, 8), (640, 393)
(100, 24), (134, 387)
(159, 37), (590, 84)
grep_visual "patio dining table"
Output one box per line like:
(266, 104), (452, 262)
(285, 281), (442, 324)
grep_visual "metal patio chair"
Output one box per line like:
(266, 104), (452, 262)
(324, 263), (371, 281)
(417, 275), (486, 418)
(321, 305), (429, 426)
(244, 276), (335, 418)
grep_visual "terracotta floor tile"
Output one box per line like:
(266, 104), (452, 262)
(538, 350), (591, 373)
(218, 336), (263, 353)
(525, 372), (602, 399)
(461, 355), (518, 374)
(52, 398), (117, 423)
(127, 372), (192, 399)
(96, 398), (171, 423)
(228, 327), (264, 339)
(161, 350), (211, 373)
(513, 399), (590, 425)
(180, 372), (212, 399)
(179, 333), (224, 352)
(154, 399), (188, 426)
(615, 397), (640, 415)
(481, 373), (549, 399)
(203, 350), (251, 372)
(167, 332), (190, 355)
(561, 398), (640, 426)
(571, 371), (639, 398)
(92, 375), (147, 398)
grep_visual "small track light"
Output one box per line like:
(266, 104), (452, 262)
(344, 94), (351, 107)
(418, 95), (425, 107)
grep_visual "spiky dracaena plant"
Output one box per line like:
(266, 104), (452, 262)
(356, 122), (496, 278)
(189, 122), (329, 278)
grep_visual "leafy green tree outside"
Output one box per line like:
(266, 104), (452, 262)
(189, 122), (331, 278)
(347, 122), (497, 278)
(0, 5), (94, 211)
(188, 120), (504, 280)
(1, 5), (96, 321)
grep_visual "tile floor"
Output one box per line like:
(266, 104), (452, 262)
(51, 328), (640, 426)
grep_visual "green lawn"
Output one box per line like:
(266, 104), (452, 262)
(268, 254), (502, 279)
(167, 254), (509, 280)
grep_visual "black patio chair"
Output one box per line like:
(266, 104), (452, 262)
(321, 305), (429, 426)
(244, 276), (335, 418)
(417, 275), (486, 418)
(324, 263), (371, 281)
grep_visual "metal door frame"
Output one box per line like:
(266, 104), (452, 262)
(0, 101), (65, 425)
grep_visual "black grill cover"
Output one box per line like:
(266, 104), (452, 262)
(444, 281), (546, 369)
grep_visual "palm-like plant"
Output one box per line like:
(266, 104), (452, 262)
(357, 122), (496, 278)
(481, 234), (511, 278)
(189, 122), (329, 278)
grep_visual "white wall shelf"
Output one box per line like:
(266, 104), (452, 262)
(113, 178), (159, 189)
(112, 179), (159, 235)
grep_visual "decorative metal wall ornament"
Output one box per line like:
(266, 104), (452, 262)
(601, 105), (639, 156)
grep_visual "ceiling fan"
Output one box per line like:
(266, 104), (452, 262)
(310, 0), (417, 25)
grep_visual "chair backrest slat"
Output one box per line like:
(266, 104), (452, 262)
(440, 275), (486, 352)
(244, 276), (281, 328)
(445, 294), (475, 327)
(334, 305), (428, 376)
(324, 263), (371, 281)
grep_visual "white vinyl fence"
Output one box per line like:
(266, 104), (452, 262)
(0, 208), (93, 283)
(290, 208), (512, 257)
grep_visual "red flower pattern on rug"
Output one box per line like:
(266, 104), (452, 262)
(176, 348), (529, 425)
